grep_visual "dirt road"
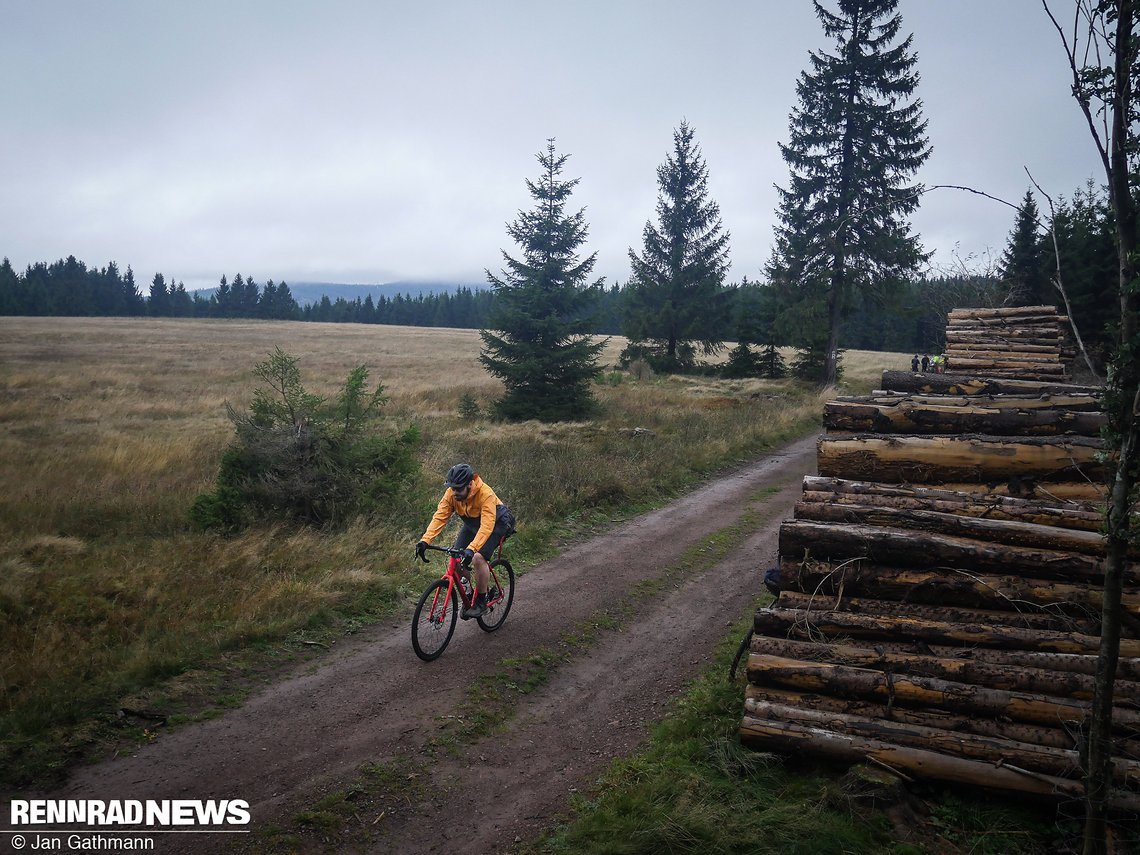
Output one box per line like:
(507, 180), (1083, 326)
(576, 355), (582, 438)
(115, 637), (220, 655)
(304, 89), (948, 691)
(48, 434), (817, 853)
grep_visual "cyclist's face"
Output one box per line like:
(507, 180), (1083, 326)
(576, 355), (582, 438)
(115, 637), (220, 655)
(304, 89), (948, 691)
(453, 484), (470, 499)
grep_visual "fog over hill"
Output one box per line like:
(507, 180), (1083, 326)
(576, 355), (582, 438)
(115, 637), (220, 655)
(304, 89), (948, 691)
(191, 281), (485, 306)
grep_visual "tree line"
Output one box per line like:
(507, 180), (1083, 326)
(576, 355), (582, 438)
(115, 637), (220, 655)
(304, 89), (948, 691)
(0, 249), (994, 355)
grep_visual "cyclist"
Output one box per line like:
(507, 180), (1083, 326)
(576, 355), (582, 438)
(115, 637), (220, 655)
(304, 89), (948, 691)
(415, 463), (515, 619)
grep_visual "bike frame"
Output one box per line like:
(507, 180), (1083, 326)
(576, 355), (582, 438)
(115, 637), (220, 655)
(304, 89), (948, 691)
(424, 539), (508, 623)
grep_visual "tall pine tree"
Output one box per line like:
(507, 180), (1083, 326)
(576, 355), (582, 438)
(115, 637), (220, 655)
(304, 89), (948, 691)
(769, 0), (930, 385)
(999, 190), (1052, 307)
(623, 121), (731, 372)
(480, 140), (606, 422)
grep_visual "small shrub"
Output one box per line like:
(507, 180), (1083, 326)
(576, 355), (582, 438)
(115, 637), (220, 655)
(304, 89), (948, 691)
(627, 359), (654, 381)
(756, 343), (787, 379)
(722, 343), (761, 378)
(191, 348), (420, 531)
(457, 393), (481, 420)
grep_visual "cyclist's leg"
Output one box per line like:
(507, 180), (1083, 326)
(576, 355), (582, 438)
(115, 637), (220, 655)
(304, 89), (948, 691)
(473, 524), (510, 595)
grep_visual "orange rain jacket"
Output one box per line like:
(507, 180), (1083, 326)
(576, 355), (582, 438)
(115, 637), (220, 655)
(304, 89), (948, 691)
(420, 474), (504, 553)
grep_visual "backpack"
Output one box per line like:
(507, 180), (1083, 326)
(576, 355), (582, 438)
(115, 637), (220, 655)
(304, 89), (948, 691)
(496, 503), (517, 537)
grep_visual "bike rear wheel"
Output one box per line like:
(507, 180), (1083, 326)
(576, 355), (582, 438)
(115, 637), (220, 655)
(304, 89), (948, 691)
(412, 579), (457, 661)
(477, 559), (515, 632)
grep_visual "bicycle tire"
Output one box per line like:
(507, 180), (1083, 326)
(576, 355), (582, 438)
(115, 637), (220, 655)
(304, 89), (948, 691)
(477, 559), (515, 633)
(412, 579), (457, 661)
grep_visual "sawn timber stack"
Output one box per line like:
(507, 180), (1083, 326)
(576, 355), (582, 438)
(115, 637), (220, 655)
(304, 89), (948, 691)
(942, 305), (1075, 380)
(739, 357), (1137, 808)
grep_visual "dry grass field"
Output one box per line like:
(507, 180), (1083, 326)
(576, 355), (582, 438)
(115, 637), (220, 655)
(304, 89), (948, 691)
(0, 316), (905, 783)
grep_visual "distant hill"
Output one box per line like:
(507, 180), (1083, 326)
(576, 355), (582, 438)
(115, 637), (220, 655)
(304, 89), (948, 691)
(192, 280), (485, 306)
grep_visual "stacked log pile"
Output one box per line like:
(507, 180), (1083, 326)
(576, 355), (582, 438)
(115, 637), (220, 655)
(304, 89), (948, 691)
(738, 365), (1139, 807)
(943, 305), (1075, 380)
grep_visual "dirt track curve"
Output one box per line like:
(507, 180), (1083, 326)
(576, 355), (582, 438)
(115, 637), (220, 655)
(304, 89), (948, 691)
(46, 434), (818, 854)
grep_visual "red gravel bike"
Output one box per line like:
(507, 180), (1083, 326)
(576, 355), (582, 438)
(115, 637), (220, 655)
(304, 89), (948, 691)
(411, 541), (515, 661)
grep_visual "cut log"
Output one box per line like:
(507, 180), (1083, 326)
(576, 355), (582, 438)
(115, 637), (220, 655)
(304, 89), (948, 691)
(752, 608), (1140, 657)
(917, 481), (1106, 502)
(880, 370), (1102, 397)
(774, 590), (1088, 633)
(817, 641), (1140, 682)
(823, 401), (1106, 436)
(948, 314), (1069, 326)
(833, 393), (1102, 412)
(942, 342), (1063, 354)
(943, 355), (1066, 368)
(948, 305), (1062, 319)
(750, 633), (1140, 701)
(816, 434), (1107, 484)
(744, 653), (1140, 729)
(801, 476), (1104, 531)
(775, 557), (1136, 618)
(744, 685), (1140, 755)
(791, 501), (1117, 558)
(738, 716), (1140, 808)
(778, 520), (1119, 583)
(744, 697), (1140, 786)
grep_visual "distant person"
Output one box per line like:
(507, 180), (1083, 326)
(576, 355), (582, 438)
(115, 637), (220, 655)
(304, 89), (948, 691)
(911, 354), (920, 372)
(415, 463), (515, 619)
(942, 354), (950, 373)
(921, 354), (930, 372)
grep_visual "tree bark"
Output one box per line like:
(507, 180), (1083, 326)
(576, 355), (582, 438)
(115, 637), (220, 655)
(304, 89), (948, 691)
(947, 305), (1066, 319)
(823, 400), (1106, 436)
(774, 590), (1089, 633)
(914, 481), (1106, 501)
(775, 556), (1138, 620)
(752, 608), (1140, 657)
(816, 433), (1107, 484)
(836, 391), (1102, 410)
(749, 633), (1140, 680)
(778, 520), (1115, 583)
(801, 476), (1105, 531)
(738, 715), (1140, 807)
(744, 684), (1133, 753)
(879, 370), (1102, 397)
(744, 653), (1140, 729)
(792, 501), (1119, 557)
(744, 697), (1140, 786)
(751, 633), (1140, 701)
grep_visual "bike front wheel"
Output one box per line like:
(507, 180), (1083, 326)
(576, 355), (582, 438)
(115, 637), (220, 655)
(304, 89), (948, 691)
(477, 559), (515, 633)
(412, 579), (457, 661)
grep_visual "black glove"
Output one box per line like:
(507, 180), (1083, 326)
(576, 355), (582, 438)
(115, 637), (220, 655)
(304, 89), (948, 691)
(415, 541), (428, 563)
(462, 548), (475, 565)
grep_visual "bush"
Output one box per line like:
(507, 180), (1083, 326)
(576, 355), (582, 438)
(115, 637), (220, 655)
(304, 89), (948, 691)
(191, 348), (420, 531)
(721, 343), (761, 378)
(457, 393), (481, 420)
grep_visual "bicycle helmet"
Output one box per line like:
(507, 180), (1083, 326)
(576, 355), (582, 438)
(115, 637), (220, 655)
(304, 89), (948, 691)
(444, 462), (475, 489)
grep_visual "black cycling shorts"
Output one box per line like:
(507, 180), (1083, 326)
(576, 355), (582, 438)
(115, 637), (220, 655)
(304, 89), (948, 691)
(453, 521), (510, 561)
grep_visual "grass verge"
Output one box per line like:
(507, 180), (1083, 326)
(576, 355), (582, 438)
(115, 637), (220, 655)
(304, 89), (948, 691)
(535, 612), (1068, 855)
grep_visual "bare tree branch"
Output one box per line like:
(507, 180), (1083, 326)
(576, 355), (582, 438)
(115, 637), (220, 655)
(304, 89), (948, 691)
(1042, 1), (1114, 178)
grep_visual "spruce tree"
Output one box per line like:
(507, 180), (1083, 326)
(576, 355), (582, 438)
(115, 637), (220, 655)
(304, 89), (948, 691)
(148, 272), (170, 316)
(769, 0), (930, 385)
(624, 121), (731, 372)
(480, 140), (606, 422)
(999, 190), (1052, 307)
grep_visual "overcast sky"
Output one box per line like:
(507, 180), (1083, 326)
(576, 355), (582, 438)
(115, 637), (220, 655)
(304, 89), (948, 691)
(2, 1), (1106, 293)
